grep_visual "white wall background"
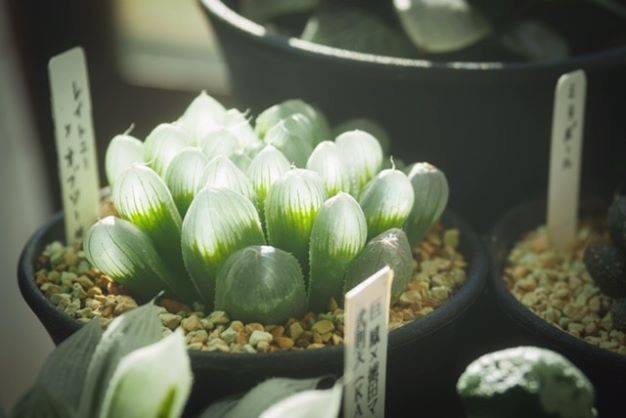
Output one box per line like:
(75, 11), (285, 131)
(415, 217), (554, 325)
(0, 0), (54, 410)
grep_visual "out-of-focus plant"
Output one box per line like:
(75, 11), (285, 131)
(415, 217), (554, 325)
(86, 92), (449, 323)
(11, 302), (192, 418)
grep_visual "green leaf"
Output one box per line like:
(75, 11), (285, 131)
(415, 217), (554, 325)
(259, 379), (342, 418)
(404, 162), (449, 247)
(344, 228), (414, 301)
(246, 145), (291, 212)
(201, 155), (255, 203)
(221, 109), (261, 149)
(335, 130), (383, 196)
(393, 0), (492, 53)
(78, 303), (164, 418)
(499, 20), (569, 62)
(177, 91), (226, 142)
(199, 129), (239, 161)
(181, 187), (266, 306)
(359, 168), (414, 239)
(301, 4), (417, 58)
(113, 164), (196, 300)
(264, 114), (315, 167)
(144, 123), (192, 177)
(99, 330), (192, 418)
(309, 193), (367, 312)
(164, 148), (209, 217)
(306, 141), (351, 197)
(265, 169), (327, 271)
(84, 216), (173, 301)
(240, 0), (320, 22)
(11, 320), (103, 418)
(201, 377), (330, 418)
(333, 118), (391, 154)
(215, 246), (307, 324)
(255, 99), (330, 145)
(105, 134), (144, 187)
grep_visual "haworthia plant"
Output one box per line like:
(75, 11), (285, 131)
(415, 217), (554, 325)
(215, 246), (307, 324)
(308, 193), (367, 312)
(92, 92), (450, 322)
(265, 168), (327, 270)
(181, 187), (266, 306)
(105, 134), (144, 187)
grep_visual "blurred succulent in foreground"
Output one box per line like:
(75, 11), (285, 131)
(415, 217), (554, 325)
(85, 92), (449, 324)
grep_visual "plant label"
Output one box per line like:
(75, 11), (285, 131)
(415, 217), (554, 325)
(49, 47), (100, 244)
(343, 266), (393, 418)
(547, 69), (586, 250)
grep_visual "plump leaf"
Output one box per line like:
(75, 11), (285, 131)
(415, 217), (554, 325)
(393, 0), (492, 53)
(201, 155), (255, 202)
(302, 4), (417, 58)
(221, 109), (261, 149)
(359, 168), (414, 238)
(264, 114), (315, 167)
(165, 148), (209, 216)
(181, 188), (266, 305)
(113, 164), (196, 300)
(259, 380), (342, 418)
(306, 141), (351, 197)
(404, 162), (449, 247)
(215, 246), (307, 324)
(344, 228), (414, 301)
(334, 118), (391, 154)
(199, 129), (239, 160)
(230, 151), (253, 172)
(500, 20), (569, 62)
(99, 330), (192, 418)
(246, 145), (291, 212)
(84, 216), (173, 301)
(265, 169), (326, 271)
(201, 377), (331, 418)
(11, 320), (103, 418)
(144, 123), (192, 177)
(335, 130), (383, 196)
(105, 134), (144, 187)
(309, 193), (367, 312)
(177, 91), (226, 142)
(78, 303), (163, 418)
(255, 99), (330, 145)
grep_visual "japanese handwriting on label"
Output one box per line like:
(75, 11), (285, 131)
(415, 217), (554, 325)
(344, 266), (393, 418)
(547, 70), (586, 250)
(49, 47), (100, 244)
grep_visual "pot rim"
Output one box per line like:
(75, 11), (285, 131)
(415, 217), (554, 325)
(200, 0), (626, 74)
(488, 197), (626, 366)
(19, 207), (487, 365)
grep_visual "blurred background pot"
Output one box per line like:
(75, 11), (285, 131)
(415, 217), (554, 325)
(489, 197), (626, 418)
(19, 209), (487, 417)
(200, 0), (626, 230)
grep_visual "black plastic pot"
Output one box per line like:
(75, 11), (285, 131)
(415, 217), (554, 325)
(489, 198), (626, 418)
(19, 208), (487, 417)
(200, 0), (626, 230)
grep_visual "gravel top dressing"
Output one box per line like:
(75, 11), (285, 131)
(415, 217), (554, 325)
(504, 223), (626, 355)
(35, 224), (466, 354)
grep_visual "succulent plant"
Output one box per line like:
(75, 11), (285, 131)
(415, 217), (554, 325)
(86, 93), (449, 324)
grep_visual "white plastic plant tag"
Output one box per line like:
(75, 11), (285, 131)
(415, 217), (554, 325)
(48, 47), (100, 244)
(343, 266), (393, 418)
(547, 69), (586, 250)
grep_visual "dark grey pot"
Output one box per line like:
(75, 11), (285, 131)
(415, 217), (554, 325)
(488, 197), (626, 418)
(199, 0), (626, 230)
(19, 209), (487, 417)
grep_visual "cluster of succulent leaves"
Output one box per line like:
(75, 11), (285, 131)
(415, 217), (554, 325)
(457, 346), (596, 418)
(584, 191), (626, 330)
(241, 0), (626, 62)
(11, 302), (192, 418)
(86, 92), (448, 325)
